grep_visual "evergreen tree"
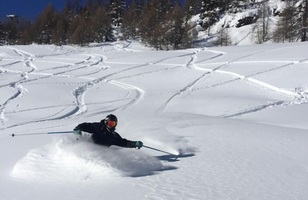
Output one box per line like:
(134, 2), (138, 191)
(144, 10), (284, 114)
(109, 0), (126, 27)
(91, 5), (114, 42)
(32, 4), (57, 44)
(69, 16), (90, 45)
(300, 0), (308, 41)
(52, 13), (68, 45)
(122, 0), (145, 40)
(273, 1), (299, 43)
(164, 3), (193, 49)
(0, 21), (4, 45)
(184, 0), (202, 17)
(200, 0), (223, 31)
(252, 1), (271, 44)
(139, 0), (163, 48)
(215, 27), (232, 46)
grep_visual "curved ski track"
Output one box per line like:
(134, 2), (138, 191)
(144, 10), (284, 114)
(0, 48), (36, 124)
(161, 47), (308, 117)
(1, 44), (308, 130)
(0, 47), (108, 129)
(72, 48), (197, 117)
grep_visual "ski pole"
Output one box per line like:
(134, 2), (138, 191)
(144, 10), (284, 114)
(143, 145), (178, 156)
(11, 131), (74, 137)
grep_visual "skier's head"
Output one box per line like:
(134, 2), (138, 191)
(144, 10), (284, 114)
(104, 114), (118, 129)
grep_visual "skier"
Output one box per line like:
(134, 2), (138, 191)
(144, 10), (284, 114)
(73, 114), (143, 149)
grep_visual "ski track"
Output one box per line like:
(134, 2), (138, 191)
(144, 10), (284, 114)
(0, 48), (37, 124)
(0, 48), (107, 129)
(12, 48), (38, 72)
(161, 49), (209, 112)
(161, 47), (308, 116)
(0, 82), (27, 124)
(1, 45), (129, 129)
(72, 47), (198, 117)
(1, 44), (308, 129)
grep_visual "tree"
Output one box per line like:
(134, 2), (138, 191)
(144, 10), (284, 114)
(69, 16), (90, 45)
(32, 4), (57, 44)
(253, 1), (271, 44)
(164, 3), (193, 49)
(50, 12), (68, 45)
(0, 21), (4, 45)
(200, 0), (223, 32)
(215, 27), (232, 46)
(300, 0), (308, 41)
(91, 5), (114, 42)
(273, 1), (298, 43)
(273, 0), (308, 43)
(183, 0), (202, 17)
(1, 16), (21, 45)
(109, 0), (126, 27)
(139, 0), (163, 48)
(121, 0), (145, 40)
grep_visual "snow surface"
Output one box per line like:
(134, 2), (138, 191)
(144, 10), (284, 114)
(1, 41), (308, 200)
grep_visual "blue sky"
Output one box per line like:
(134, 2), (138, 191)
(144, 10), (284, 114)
(0, 0), (86, 20)
(0, 0), (186, 21)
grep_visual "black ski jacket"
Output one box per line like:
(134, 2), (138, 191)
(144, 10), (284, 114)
(75, 120), (136, 148)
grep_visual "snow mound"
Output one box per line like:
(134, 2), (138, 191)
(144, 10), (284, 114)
(11, 136), (167, 182)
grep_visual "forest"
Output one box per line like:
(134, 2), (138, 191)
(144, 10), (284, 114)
(0, 0), (307, 49)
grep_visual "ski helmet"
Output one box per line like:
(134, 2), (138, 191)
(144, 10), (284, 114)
(105, 114), (118, 128)
(105, 114), (117, 122)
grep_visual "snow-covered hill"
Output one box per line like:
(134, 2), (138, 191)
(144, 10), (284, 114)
(1, 41), (308, 200)
(193, 0), (300, 46)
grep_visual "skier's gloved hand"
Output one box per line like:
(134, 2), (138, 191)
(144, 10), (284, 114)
(73, 127), (81, 135)
(135, 141), (143, 149)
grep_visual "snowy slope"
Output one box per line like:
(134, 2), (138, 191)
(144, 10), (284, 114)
(1, 41), (308, 200)
(193, 0), (290, 46)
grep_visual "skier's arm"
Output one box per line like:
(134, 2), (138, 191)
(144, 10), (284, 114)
(74, 122), (97, 134)
(113, 132), (143, 149)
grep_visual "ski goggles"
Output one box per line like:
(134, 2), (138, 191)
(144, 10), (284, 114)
(106, 120), (117, 128)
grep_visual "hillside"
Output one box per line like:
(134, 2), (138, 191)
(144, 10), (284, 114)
(193, 0), (307, 46)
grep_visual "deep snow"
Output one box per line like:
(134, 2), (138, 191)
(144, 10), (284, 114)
(0, 41), (308, 200)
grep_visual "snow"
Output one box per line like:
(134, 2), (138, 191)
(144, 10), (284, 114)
(1, 41), (308, 200)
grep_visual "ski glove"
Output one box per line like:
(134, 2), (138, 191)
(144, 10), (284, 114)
(135, 141), (143, 149)
(73, 127), (81, 135)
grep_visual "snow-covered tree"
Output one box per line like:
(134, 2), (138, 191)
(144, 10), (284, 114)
(109, 0), (126, 27)
(200, 0), (224, 32)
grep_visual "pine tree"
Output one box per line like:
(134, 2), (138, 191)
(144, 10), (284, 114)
(184, 0), (202, 17)
(1, 16), (20, 45)
(139, 0), (163, 48)
(122, 0), (145, 40)
(91, 5), (113, 42)
(164, 3), (193, 49)
(253, 1), (271, 44)
(273, 1), (299, 43)
(200, 0), (223, 32)
(109, 0), (126, 27)
(52, 13), (68, 45)
(300, 0), (308, 41)
(32, 4), (57, 44)
(0, 21), (4, 45)
(215, 27), (232, 46)
(69, 16), (90, 45)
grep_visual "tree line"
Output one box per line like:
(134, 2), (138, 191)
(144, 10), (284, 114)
(0, 0), (197, 50)
(0, 0), (307, 49)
